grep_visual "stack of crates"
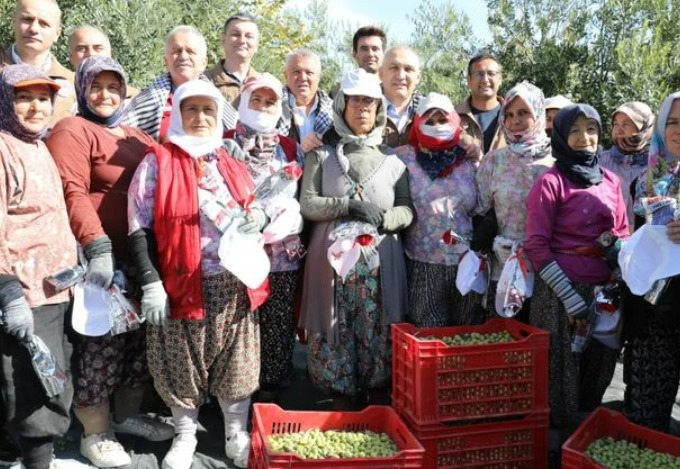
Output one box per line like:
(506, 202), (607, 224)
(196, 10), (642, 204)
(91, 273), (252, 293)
(391, 318), (550, 468)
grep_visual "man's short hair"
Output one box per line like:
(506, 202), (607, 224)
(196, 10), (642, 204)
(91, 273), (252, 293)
(383, 45), (421, 70)
(222, 12), (258, 33)
(284, 48), (321, 71)
(14, 0), (62, 22)
(352, 25), (387, 53)
(467, 53), (502, 77)
(165, 25), (207, 58)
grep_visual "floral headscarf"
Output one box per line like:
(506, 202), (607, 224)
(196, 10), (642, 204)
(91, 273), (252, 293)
(75, 55), (127, 128)
(646, 92), (680, 169)
(0, 64), (59, 143)
(499, 81), (550, 158)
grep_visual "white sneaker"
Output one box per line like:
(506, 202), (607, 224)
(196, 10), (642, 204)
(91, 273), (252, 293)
(110, 414), (174, 442)
(225, 431), (250, 469)
(80, 432), (131, 468)
(161, 434), (197, 469)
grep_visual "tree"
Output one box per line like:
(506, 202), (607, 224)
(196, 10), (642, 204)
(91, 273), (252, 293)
(487, 0), (680, 145)
(408, 0), (481, 103)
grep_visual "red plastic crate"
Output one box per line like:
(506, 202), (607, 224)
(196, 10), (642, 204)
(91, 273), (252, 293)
(562, 407), (680, 468)
(404, 410), (549, 469)
(248, 403), (425, 468)
(392, 319), (549, 426)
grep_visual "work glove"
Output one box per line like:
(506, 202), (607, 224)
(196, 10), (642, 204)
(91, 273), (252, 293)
(347, 200), (384, 228)
(83, 236), (115, 289)
(237, 207), (267, 235)
(539, 260), (588, 319)
(3, 297), (34, 342)
(141, 281), (169, 326)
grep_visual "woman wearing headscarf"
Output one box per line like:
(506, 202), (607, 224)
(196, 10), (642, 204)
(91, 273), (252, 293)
(545, 95), (573, 138)
(525, 104), (629, 431)
(128, 80), (268, 469)
(46, 56), (173, 468)
(600, 101), (654, 229)
(473, 82), (554, 320)
(394, 92), (482, 327)
(227, 73), (304, 402)
(0, 64), (77, 469)
(299, 68), (413, 409)
(623, 92), (680, 433)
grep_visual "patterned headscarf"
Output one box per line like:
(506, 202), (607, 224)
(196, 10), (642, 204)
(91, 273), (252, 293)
(552, 103), (604, 187)
(0, 64), (59, 143)
(75, 55), (127, 128)
(499, 81), (550, 158)
(646, 92), (680, 169)
(612, 101), (654, 155)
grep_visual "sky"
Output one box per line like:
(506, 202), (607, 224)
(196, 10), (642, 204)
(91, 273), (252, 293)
(288, 0), (492, 43)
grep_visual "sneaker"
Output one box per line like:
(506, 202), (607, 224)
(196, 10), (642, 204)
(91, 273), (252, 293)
(161, 434), (196, 469)
(80, 432), (131, 468)
(224, 431), (250, 469)
(110, 414), (174, 442)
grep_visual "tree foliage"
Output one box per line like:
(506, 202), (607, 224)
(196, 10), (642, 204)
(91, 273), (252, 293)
(408, 0), (480, 102)
(0, 0), (311, 87)
(487, 0), (680, 144)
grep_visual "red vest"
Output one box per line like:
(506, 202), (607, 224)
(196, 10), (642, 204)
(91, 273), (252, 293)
(152, 142), (269, 320)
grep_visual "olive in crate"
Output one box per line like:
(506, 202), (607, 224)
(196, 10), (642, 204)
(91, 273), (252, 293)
(267, 429), (398, 459)
(585, 436), (680, 468)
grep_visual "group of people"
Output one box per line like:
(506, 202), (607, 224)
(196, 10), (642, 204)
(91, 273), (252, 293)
(1, 0), (680, 468)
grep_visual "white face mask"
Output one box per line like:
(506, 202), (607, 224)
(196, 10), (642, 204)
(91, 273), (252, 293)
(420, 123), (455, 140)
(239, 107), (280, 133)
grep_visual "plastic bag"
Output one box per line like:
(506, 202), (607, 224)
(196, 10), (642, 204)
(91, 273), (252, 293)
(456, 250), (488, 295)
(72, 281), (142, 337)
(495, 245), (534, 318)
(23, 336), (67, 398)
(327, 222), (383, 282)
(262, 198), (303, 244)
(218, 222), (271, 289)
(254, 162), (303, 202)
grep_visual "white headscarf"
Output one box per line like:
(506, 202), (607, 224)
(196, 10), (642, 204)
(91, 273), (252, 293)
(167, 80), (224, 158)
(237, 73), (283, 133)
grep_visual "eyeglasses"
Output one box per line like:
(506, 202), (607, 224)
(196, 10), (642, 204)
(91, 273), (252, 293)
(471, 70), (501, 80)
(346, 96), (380, 109)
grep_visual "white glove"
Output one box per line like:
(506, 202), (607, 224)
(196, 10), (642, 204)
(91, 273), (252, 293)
(3, 297), (34, 342)
(141, 281), (169, 326)
(237, 208), (267, 235)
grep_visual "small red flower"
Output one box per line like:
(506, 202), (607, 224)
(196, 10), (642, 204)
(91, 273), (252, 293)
(284, 164), (303, 180)
(357, 234), (373, 246)
(442, 231), (457, 245)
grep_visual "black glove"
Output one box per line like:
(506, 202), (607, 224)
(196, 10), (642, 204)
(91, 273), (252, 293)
(348, 200), (384, 228)
(471, 211), (498, 253)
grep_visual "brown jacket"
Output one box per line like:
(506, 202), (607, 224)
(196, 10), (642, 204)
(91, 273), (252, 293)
(0, 47), (76, 126)
(455, 96), (506, 155)
(382, 93), (421, 148)
(205, 61), (257, 107)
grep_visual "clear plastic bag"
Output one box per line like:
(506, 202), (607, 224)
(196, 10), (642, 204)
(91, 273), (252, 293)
(327, 222), (383, 282)
(495, 245), (534, 318)
(23, 336), (67, 398)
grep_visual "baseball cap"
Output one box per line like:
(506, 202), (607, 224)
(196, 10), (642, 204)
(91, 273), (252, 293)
(417, 92), (454, 116)
(340, 68), (382, 99)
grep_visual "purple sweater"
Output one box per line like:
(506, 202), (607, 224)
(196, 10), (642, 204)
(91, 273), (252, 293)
(525, 167), (629, 284)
